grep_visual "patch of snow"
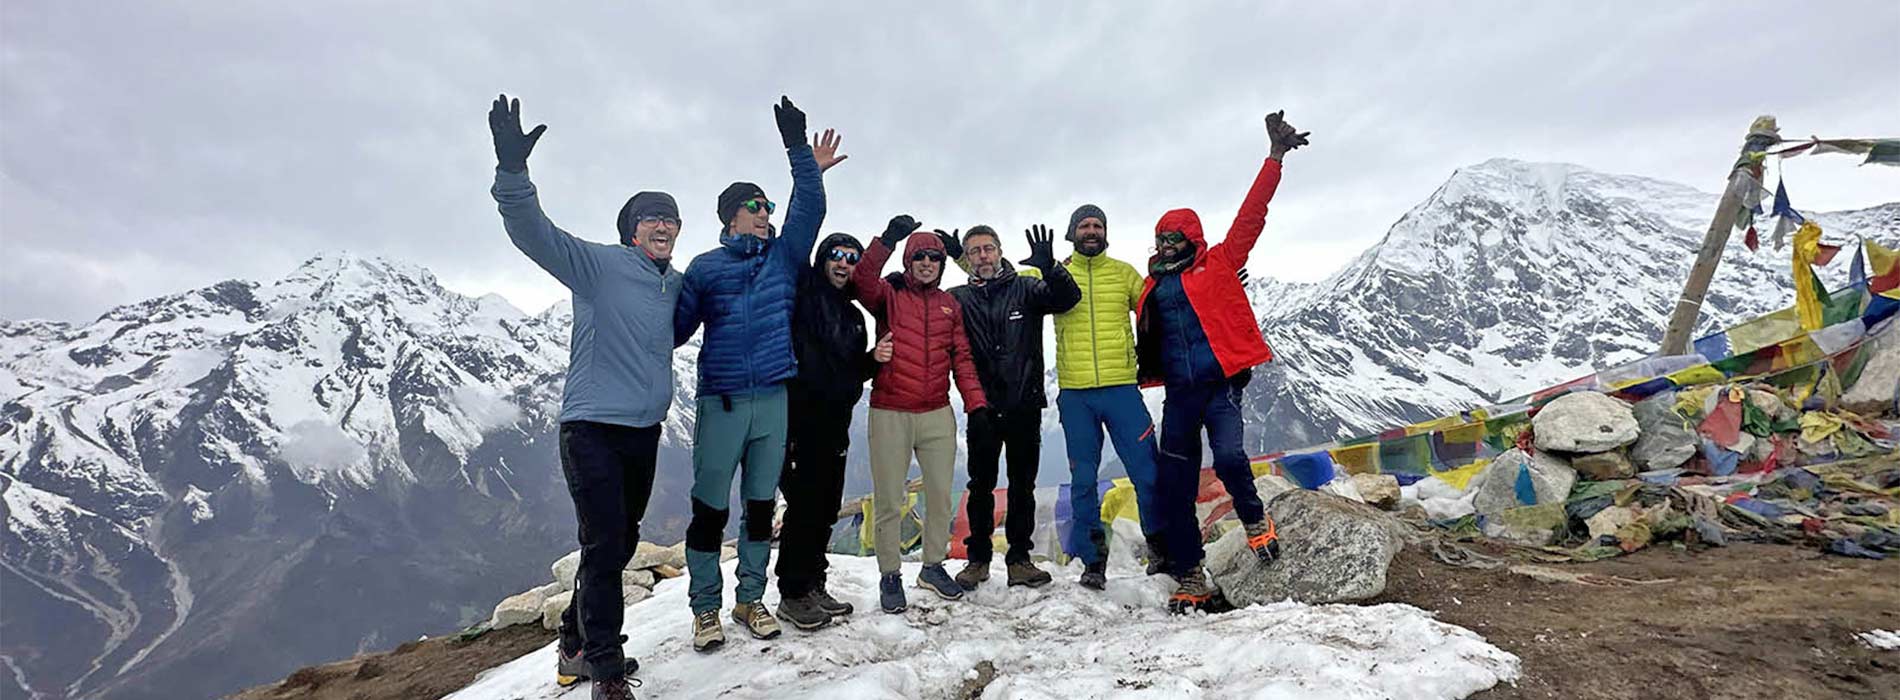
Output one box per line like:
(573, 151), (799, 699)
(450, 555), (1519, 700)
(1857, 629), (1900, 650)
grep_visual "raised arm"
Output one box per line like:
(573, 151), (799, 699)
(1018, 225), (1081, 314)
(771, 97), (841, 267)
(1208, 110), (1308, 271)
(853, 215), (922, 313)
(488, 94), (605, 296)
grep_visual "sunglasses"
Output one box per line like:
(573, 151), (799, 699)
(826, 249), (862, 263)
(1156, 231), (1188, 245)
(741, 199), (776, 215)
(636, 215), (681, 227)
(911, 250), (947, 263)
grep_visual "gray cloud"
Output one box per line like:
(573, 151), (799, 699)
(4, 1), (1897, 322)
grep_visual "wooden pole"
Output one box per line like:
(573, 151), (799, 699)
(1658, 115), (1779, 356)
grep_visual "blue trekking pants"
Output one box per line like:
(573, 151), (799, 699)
(685, 385), (787, 615)
(1056, 384), (1162, 565)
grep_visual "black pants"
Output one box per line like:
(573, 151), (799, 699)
(964, 406), (1042, 564)
(774, 390), (854, 597)
(556, 420), (659, 680)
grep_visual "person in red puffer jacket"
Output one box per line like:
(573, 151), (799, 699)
(851, 214), (989, 613)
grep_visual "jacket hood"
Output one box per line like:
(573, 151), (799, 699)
(1151, 208), (1208, 267)
(899, 231), (947, 289)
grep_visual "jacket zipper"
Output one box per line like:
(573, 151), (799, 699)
(1087, 258), (1100, 387)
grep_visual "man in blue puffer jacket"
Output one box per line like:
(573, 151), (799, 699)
(673, 96), (847, 651)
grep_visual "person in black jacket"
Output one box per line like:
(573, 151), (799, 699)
(775, 232), (890, 631)
(946, 224), (1081, 589)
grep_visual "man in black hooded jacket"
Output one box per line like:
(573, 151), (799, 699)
(774, 232), (889, 630)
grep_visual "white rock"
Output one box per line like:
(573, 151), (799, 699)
(1533, 392), (1639, 453)
(629, 541), (688, 570)
(622, 584), (652, 606)
(1349, 474), (1401, 510)
(1207, 490), (1408, 605)
(1842, 327), (1900, 416)
(490, 586), (550, 629)
(541, 591), (573, 631)
(1470, 448), (1576, 516)
(622, 567), (656, 590)
(551, 550), (581, 592)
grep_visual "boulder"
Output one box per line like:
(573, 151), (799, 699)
(1631, 392), (1697, 471)
(541, 591), (573, 631)
(1319, 476), (1366, 503)
(1533, 392), (1639, 453)
(1206, 489), (1407, 606)
(1470, 448), (1576, 516)
(1348, 473), (1401, 510)
(1842, 330), (1900, 416)
(621, 584), (652, 606)
(629, 541), (688, 571)
(622, 567), (656, 590)
(551, 550), (581, 592)
(1481, 503), (1566, 546)
(652, 563), (684, 580)
(1571, 450), (1635, 481)
(721, 544), (738, 563)
(490, 584), (557, 629)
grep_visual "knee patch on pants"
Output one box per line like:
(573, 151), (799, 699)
(687, 497), (728, 552)
(745, 499), (775, 542)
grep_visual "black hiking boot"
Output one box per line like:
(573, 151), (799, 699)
(776, 592), (834, 631)
(1079, 560), (1108, 590)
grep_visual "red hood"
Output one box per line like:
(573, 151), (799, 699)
(1151, 207), (1208, 266)
(901, 231), (947, 289)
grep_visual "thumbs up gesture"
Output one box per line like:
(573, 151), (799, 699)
(874, 332), (895, 363)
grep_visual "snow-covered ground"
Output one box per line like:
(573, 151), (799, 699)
(449, 555), (1520, 700)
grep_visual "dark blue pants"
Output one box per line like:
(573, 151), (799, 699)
(1156, 380), (1263, 576)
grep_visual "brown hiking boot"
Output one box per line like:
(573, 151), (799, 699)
(954, 560), (991, 590)
(1006, 561), (1053, 588)
(1167, 567), (1215, 614)
(731, 601), (783, 640)
(1245, 517), (1282, 564)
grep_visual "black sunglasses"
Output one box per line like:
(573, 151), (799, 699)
(911, 250), (946, 263)
(826, 249), (862, 263)
(1156, 231), (1188, 245)
(741, 199), (776, 215)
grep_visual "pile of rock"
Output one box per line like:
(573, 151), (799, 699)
(487, 541), (691, 631)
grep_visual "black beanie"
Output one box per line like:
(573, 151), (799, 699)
(617, 191), (679, 246)
(717, 182), (768, 227)
(1066, 204), (1107, 241)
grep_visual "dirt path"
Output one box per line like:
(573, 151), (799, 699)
(230, 543), (1898, 700)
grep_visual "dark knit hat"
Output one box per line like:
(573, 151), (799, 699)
(717, 182), (768, 226)
(616, 191), (679, 247)
(1066, 204), (1107, 241)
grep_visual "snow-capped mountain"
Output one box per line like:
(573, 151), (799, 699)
(2, 160), (1894, 700)
(1239, 158), (1899, 453)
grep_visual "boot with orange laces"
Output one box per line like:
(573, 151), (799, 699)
(1244, 515), (1281, 564)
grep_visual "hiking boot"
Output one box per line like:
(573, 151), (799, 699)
(1078, 560), (1107, 590)
(1144, 535), (1172, 577)
(1167, 567), (1216, 614)
(556, 645), (639, 688)
(879, 572), (908, 614)
(1006, 560), (1053, 588)
(731, 601), (783, 640)
(776, 592), (833, 632)
(917, 564), (965, 600)
(954, 560), (991, 590)
(691, 610), (726, 652)
(811, 583), (854, 617)
(591, 677), (639, 700)
(1245, 517), (1282, 564)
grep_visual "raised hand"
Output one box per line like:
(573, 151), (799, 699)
(934, 229), (963, 260)
(773, 96), (808, 150)
(874, 332), (895, 363)
(812, 128), (848, 172)
(1019, 224), (1057, 270)
(882, 215), (922, 248)
(489, 94), (547, 173)
(1265, 110), (1309, 159)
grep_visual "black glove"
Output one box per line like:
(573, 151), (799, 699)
(969, 407), (996, 436)
(1265, 110), (1310, 156)
(935, 229), (963, 260)
(773, 96), (808, 150)
(488, 94), (547, 173)
(882, 215), (922, 248)
(1020, 224), (1057, 270)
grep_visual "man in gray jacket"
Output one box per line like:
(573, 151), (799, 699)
(488, 94), (673, 700)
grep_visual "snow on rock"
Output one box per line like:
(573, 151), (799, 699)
(1205, 489), (1408, 606)
(1532, 392), (1639, 454)
(450, 555), (1519, 700)
(1856, 629), (1900, 651)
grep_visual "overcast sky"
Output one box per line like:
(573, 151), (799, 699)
(4, 2), (1897, 323)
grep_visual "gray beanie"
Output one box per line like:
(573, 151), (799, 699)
(1066, 204), (1107, 241)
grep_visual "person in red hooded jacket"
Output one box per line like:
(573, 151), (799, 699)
(852, 214), (990, 614)
(1137, 111), (1309, 613)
